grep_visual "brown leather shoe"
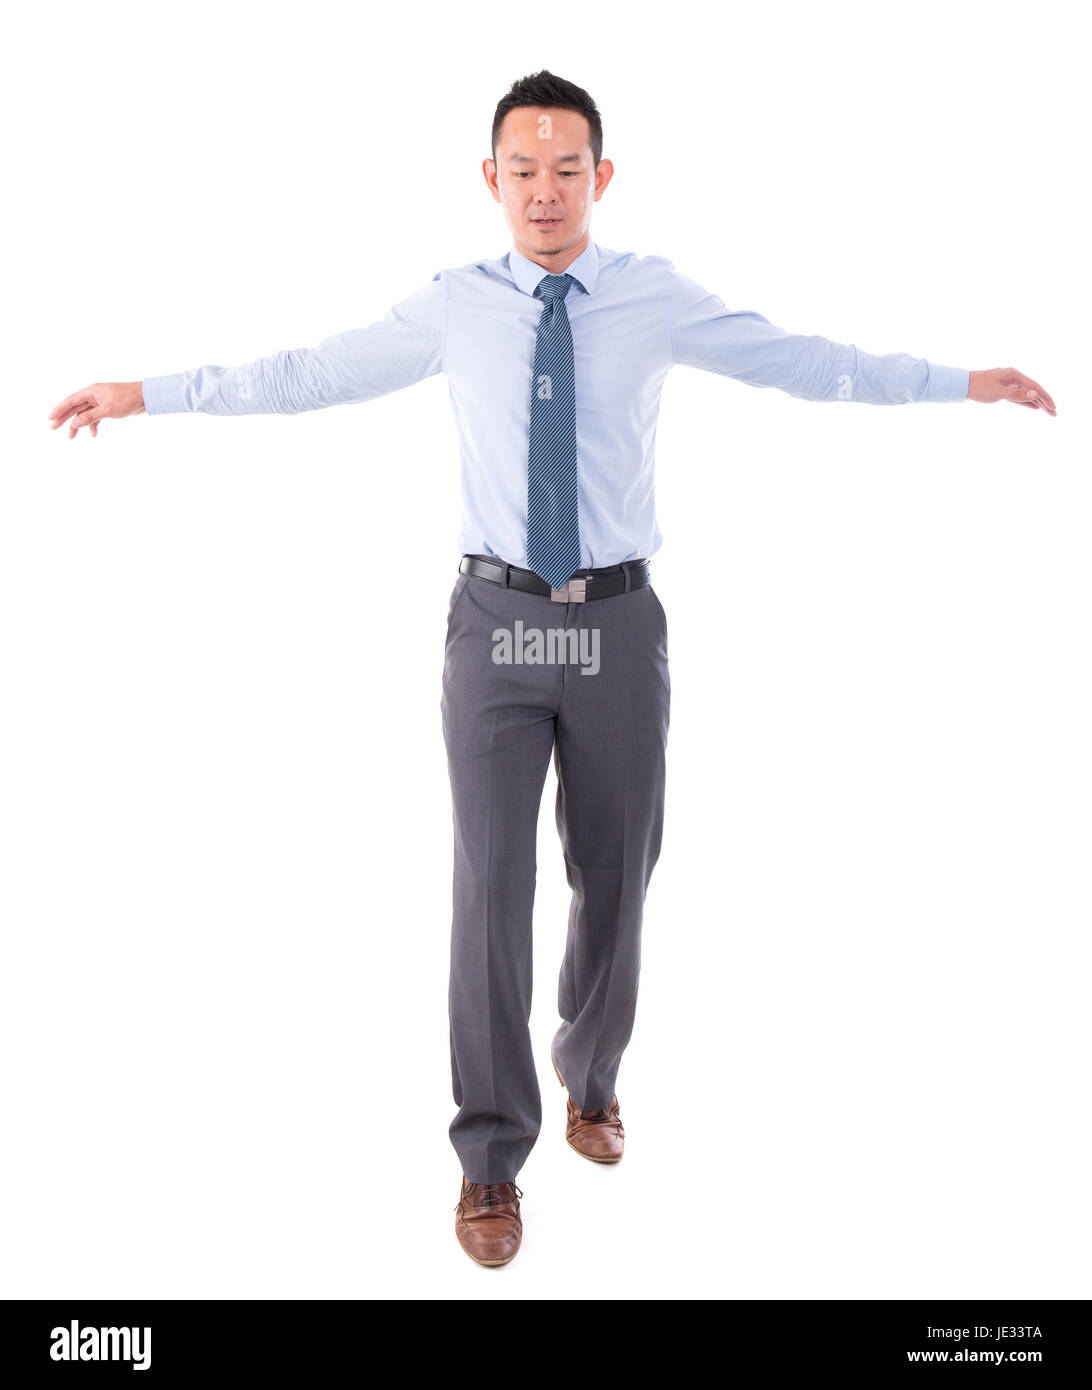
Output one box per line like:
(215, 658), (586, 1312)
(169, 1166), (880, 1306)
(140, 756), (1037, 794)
(565, 1095), (625, 1162)
(550, 1049), (625, 1163)
(454, 1177), (523, 1266)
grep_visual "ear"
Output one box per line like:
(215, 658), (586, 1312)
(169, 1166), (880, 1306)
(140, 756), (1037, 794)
(482, 158), (501, 203)
(593, 158), (615, 202)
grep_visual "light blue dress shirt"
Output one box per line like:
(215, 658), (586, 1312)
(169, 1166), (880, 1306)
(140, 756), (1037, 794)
(142, 240), (969, 570)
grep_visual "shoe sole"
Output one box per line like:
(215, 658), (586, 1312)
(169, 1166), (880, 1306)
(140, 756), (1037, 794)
(565, 1139), (623, 1163)
(458, 1242), (520, 1267)
(552, 1050), (624, 1163)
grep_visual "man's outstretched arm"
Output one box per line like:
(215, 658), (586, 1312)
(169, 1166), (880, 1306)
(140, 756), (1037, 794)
(48, 274), (448, 438)
(668, 266), (1056, 414)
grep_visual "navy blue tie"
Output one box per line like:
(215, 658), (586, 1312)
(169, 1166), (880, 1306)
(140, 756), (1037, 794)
(526, 273), (581, 590)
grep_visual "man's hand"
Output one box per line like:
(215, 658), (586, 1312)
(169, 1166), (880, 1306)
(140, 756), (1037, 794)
(968, 368), (1056, 415)
(47, 382), (146, 439)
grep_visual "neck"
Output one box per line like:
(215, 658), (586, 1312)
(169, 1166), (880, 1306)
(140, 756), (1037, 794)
(519, 231), (590, 274)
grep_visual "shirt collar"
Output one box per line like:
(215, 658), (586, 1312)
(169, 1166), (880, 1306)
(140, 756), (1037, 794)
(508, 239), (599, 298)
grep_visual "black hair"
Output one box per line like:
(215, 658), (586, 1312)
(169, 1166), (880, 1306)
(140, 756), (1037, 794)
(491, 70), (603, 168)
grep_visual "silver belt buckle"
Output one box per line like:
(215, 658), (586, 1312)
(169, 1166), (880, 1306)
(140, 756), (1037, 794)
(550, 577), (587, 603)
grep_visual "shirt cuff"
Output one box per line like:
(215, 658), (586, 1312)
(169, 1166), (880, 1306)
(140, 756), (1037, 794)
(922, 363), (969, 403)
(141, 373), (189, 415)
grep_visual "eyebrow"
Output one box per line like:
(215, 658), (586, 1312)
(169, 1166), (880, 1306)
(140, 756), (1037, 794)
(508, 152), (583, 163)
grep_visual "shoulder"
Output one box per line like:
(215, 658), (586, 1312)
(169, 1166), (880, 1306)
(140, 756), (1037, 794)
(432, 250), (519, 292)
(593, 245), (678, 296)
(595, 244), (674, 273)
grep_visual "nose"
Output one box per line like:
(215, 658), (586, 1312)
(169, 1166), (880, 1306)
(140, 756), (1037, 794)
(531, 170), (560, 199)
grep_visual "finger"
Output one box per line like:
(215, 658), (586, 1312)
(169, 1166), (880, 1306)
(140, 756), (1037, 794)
(1006, 381), (1038, 408)
(1013, 372), (1057, 415)
(48, 391), (84, 422)
(48, 391), (98, 422)
(1025, 380), (1057, 414)
(49, 396), (93, 429)
(68, 407), (102, 436)
(1024, 388), (1056, 415)
(90, 421), (99, 438)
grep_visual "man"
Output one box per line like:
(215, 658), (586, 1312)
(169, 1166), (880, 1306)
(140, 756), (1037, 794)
(48, 70), (1056, 1270)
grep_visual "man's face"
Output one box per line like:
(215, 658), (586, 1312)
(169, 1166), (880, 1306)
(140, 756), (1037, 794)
(483, 106), (614, 269)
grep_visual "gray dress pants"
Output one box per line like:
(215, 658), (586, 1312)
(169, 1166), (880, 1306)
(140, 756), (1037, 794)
(441, 556), (670, 1183)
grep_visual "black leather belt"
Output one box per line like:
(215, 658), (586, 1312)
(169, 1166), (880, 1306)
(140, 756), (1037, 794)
(458, 553), (651, 603)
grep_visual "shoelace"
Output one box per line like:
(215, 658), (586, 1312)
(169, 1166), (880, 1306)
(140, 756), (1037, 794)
(454, 1181), (524, 1212)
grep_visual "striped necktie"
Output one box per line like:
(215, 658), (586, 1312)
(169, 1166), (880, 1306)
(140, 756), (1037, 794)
(526, 273), (582, 590)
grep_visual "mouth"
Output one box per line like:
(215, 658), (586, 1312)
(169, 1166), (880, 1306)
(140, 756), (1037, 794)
(531, 217), (562, 229)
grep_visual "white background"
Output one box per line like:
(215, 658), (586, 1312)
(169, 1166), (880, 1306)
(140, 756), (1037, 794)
(3, 0), (1087, 1300)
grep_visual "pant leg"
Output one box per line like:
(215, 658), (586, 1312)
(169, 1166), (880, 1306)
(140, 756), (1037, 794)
(550, 582), (670, 1109)
(441, 571), (563, 1183)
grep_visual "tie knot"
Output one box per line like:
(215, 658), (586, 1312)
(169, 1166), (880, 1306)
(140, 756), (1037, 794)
(535, 273), (574, 304)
